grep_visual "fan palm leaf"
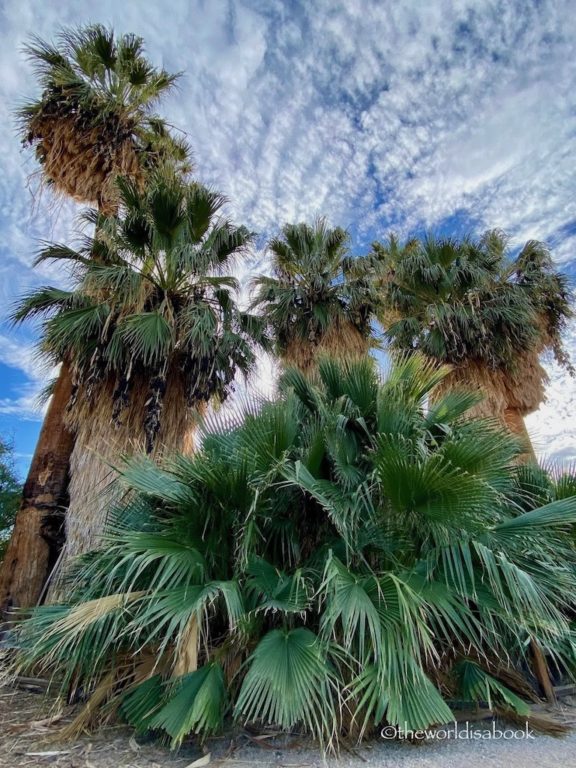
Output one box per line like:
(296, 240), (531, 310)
(11, 355), (576, 750)
(251, 219), (380, 373)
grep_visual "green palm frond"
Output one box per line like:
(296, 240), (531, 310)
(454, 659), (530, 715)
(492, 496), (576, 537)
(375, 230), (573, 374)
(347, 661), (453, 735)
(114, 454), (193, 503)
(21, 24), (179, 129)
(11, 287), (78, 323)
(11, 355), (576, 751)
(235, 628), (339, 747)
(245, 557), (311, 615)
(120, 675), (165, 733)
(19, 24), (191, 208)
(148, 664), (226, 747)
(251, 218), (380, 361)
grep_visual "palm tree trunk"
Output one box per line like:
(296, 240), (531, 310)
(0, 363), (75, 613)
(434, 362), (538, 462)
(46, 376), (196, 598)
(284, 322), (371, 374)
(503, 408), (537, 463)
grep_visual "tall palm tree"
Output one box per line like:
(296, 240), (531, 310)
(19, 24), (189, 212)
(13, 170), (265, 582)
(372, 231), (573, 459)
(13, 356), (576, 749)
(0, 25), (187, 611)
(250, 219), (379, 373)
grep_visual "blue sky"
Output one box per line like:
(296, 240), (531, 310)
(0, 0), (575, 477)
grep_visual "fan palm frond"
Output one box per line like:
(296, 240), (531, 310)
(11, 355), (576, 751)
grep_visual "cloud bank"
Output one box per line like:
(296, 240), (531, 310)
(0, 0), (574, 463)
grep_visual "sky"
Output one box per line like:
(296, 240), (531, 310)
(0, 0), (575, 476)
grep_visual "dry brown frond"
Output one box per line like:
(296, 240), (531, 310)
(432, 360), (508, 421)
(49, 593), (143, 637)
(494, 706), (571, 736)
(27, 109), (144, 210)
(432, 359), (538, 461)
(58, 671), (116, 739)
(283, 321), (371, 374)
(502, 348), (548, 415)
(173, 615), (199, 677)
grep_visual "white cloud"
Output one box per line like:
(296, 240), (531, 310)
(0, 335), (55, 419)
(0, 386), (46, 420)
(0, 0), (573, 460)
(526, 320), (576, 464)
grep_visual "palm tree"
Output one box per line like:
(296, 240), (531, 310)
(19, 24), (189, 212)
(13, 356), (576, 750)
(250, 219), (379, 373)
(372, 231), (573, 459)
(12, 169), (265, 584)
(0, 25), (186, 612)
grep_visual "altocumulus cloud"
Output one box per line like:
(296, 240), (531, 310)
(0, 0), (574, 463)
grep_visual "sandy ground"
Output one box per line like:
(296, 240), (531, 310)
(2, 684), (576, 768)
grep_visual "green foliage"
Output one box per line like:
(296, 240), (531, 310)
(0, 437), (22, 562)
(12, 357), (576, 750)
(19, 24), (189, 172)
(147, 665), (226, 747)
(13, 170), (270, 451)
(454, 659), (530, 715)
(250, 218), (380, 355)
(235, 628), (339, 747)
(373, 231), (573, 373)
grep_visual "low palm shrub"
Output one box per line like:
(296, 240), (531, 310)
(13, 356), (576, 750)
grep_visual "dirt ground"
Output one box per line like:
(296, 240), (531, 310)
(0, 683), (331, 768)
(3, 683), (576, 768)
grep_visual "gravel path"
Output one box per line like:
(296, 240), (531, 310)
(2, 685), (576, 768)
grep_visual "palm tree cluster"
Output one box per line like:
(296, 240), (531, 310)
(1, 21), (576, 757)
(14, 358), (576, 749)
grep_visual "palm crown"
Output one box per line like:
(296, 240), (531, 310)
(19, 24), (189, 210)
(373, 230), (573, 414)
(251, 219), (379, 371)
(15, 170), (265, 451)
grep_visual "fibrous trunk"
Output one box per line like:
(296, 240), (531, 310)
(0, 363), (75, 613)
(503, 408), (537, 462)
(434, 360), (539, 462)
(283, 322), (370, 375)
(27, 108), (142, 213)
(47, 376), (196, 599)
